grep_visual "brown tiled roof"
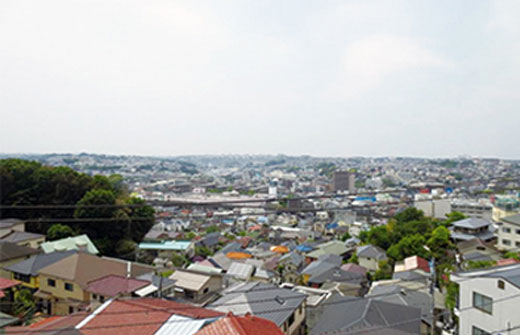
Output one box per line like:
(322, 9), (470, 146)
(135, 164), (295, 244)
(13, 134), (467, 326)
(86, 275), (150, 297)
(195, 312), (284, 335)
(38, 253), (153, 288)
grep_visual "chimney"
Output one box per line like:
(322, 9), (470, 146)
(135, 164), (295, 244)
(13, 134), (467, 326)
(127, 261), (131, 278)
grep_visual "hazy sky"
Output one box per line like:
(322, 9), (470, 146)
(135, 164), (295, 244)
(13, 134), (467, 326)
(1, 0), (519, 158)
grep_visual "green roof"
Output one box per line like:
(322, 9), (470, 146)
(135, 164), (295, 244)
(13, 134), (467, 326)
(306, 240), (350, 259)
(41, 234), (99, 254)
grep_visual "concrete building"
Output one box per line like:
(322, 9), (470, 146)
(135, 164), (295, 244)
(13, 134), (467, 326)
(496, 214), (520, 250)
(451, 200), (492, 221)
(332, 171), (355, 193)
(414, 198), (451, 219)
(452, 264), (520, 335)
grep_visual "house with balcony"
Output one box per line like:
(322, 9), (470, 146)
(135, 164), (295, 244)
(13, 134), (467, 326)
(449, 218), (495, 243)
(452, 263), (520, 335)
(496, 214), (520, 250)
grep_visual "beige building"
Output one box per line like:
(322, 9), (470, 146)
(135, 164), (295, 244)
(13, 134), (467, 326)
(169, 269), (223, 304)
(36, 252), (153, 315)
(496, 214), (520, 250)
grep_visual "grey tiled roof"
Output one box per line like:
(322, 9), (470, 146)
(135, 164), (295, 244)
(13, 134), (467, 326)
(483, 265), (520, 288)
(502, 214), (520, 226)
(309, 295), (421, 335)
(452, 218), (491, 229)
(208, 282), (306, 327)
(357, 245), (387, 260)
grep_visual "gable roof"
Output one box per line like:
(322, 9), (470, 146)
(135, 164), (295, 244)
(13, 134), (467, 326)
(356, 245), (387, 260)
(169, 270), (214, 291)
(38, 253), (153, 288)
(4, 251), (76, 276)
(195, 312), (285, 335)
(308, 267), (364, 285)
(208, 282), (305, 327)
(86, 275), (150, 297)
(0, 241), (40, 262)
(309, 296), (421, 335)
(306, 241), (349, 259)
(41, 235), (99, 254)
(227, 262), (255, 281)
(0, 219), (24, 229)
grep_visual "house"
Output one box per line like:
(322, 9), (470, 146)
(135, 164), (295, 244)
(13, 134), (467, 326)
(35, 252), (154, 315)
(356, 245), (387, 272)
(0, 230), (45, 249)
(340, 263), (367, 275)
(209, 282), (306, 335)
(394, 255), (430, 273)
(278, 252), (305, 284)
(457, 239), (501, 267)
(3, 251), (76, 289)
(307, 267), (366, 294)
(449, 218), (495, 243)
(0, 219), (25, 236)
(169, 269), (223, 305)
(135, 272), (177, 298)
(226, 262), (255, 281)
(452, 263), (520, 335)
(301, 254), (342, 285)
(496, 214), (520, 250)
(41, 235), (99, 254)
(368, 279), (445, 335)
(86, 275), (150, 304)
(305, 241), (351, 263)
(195, 312), (285, 335)
(139, 240), (195, 259)
(0, 241), (40, 279)
(309, 295), (422, 335)
(5, 298), (224, 335)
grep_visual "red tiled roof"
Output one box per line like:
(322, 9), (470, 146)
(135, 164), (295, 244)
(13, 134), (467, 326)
(85, 275), (150, 297)
(80, 298), (223, 335)
(497, 258), (520, 266)
(0, 278), (20, 290)
(195, 312), (284, 335)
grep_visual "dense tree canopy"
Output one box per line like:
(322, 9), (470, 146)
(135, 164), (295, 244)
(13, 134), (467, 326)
(0, 159), (154, 257)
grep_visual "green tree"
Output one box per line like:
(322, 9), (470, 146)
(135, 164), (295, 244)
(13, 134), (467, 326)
(14, 289), (36, 324)
(445, 211), (467, 225)
(47, 224), (75, 241)
(340, 231), (352, 242)
(348, 253), (358, 264)
(365, 225), (392, 250)
(206, 225), (219, 234)
(374, 260), (393, 280)
(185, 232), (196, 240)
(394, 207), (424, 223)
(466, 260), (496, 269)
(171, 253), (188, 267)
(426, 226), (455, 261)
(387, 234), (430, 262)
(195, 245), (213, 258)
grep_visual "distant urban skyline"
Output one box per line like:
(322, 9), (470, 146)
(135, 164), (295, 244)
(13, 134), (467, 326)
(1, 0), (519, 159)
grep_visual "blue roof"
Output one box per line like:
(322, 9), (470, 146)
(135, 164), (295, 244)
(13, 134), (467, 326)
(296, 245), (313, 252)
(138, 240), (191, 251)
(325, 222), (339, 229)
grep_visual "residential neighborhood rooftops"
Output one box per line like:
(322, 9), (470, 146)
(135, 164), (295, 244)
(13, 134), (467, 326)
(306, 240), (350, 259)
(41, 235), (99, 254)
(169, 269), (215, 291)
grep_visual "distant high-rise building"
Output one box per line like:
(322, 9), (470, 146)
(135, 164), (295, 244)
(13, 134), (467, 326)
(333, 171), (355, 193)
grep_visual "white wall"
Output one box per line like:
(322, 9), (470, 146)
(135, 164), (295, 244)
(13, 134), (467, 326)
(457, 277), (520, 335)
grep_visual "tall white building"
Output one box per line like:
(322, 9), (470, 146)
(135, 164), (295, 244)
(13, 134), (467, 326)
(452, 264), (520, 335)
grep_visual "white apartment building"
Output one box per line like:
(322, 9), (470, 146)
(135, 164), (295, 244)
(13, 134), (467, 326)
(452, 264), (520, 335)
(496, 214), (520, 250)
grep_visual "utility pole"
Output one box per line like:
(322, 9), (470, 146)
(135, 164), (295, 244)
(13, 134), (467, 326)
(429, 257), (436, 335)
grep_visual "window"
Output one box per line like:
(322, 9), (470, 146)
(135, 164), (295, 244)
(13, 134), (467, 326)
(472, 326), (491, 335)
(516, 241), (520, 248)
(516, 229), (520, 235)
(68, 306), (74, 314)
(47, 279), (56, 287)
(203, 287), (209, 294)
(100, 296), (105, 303)
(14, 273), (31, 283)
(498, 280), (505, 290)
(503, 239), (511, 246)
(503, 227), (511, 233)
(64, 282), (74, 291)
(92, 294), (98, 300)
(473, 292), (492, 314)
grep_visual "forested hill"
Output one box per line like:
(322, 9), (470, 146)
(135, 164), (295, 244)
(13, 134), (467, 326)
(0, 159), (155, 257)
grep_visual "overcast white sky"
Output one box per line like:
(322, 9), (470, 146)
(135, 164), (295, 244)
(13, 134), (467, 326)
(1, 0), (519, 158)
